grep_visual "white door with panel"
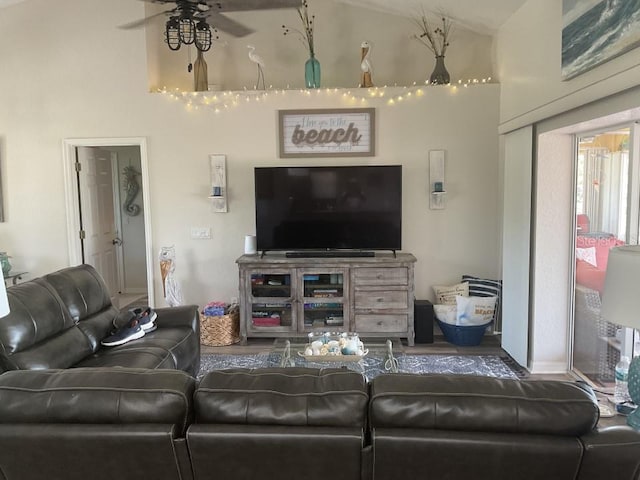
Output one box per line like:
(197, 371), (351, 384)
(77, 146), (119, 297)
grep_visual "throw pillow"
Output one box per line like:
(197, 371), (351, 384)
(455, 295), (497, 326)
(434, 304), (457, 325)
(576, 247), (597, 267)
(461, 275), (502, 324)
(433, 282), (469, 305)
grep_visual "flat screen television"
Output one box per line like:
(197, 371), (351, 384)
(254, 165), (402, 252)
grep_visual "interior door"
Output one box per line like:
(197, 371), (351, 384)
(77, 146), (119, 297)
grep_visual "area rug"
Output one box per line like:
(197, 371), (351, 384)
(198, 353), (526, 381)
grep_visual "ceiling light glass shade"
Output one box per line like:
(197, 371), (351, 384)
(179, 17), (196, 45)
(165, 17), (181, 51)
(195, 21), (212, 52)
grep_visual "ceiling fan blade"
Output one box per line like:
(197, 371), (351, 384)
(118, 9), (174, 29)
(204, 11), (255, 37)
(212, 0), (301, 13)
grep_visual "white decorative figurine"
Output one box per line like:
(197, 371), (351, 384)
(247, 45), (266, 90)
(360, 41), (374, 88)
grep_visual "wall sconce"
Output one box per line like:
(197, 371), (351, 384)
(429, 149), (446, 210)
(209, 154), (227, 213)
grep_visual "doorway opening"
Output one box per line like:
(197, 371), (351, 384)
(572, 125), (639, 386)
(63, 138), (155, 309)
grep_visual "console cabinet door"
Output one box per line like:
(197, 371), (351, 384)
(298, 268), (349, 333)
(245, 269), (297, 335)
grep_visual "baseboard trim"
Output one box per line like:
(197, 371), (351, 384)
(528, 361), (568, 375)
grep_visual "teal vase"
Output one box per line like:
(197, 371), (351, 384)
(305, 54), (321, 89)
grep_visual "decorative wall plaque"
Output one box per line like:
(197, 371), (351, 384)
(278, 108), (375, 158)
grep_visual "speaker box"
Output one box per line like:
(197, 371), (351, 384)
(414, 300), (434, 344)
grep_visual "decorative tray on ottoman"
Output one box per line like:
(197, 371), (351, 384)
(298, 332), (367, 361)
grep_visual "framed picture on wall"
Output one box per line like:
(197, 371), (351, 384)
(278, 108), (375, 158)
(562, 1), (640, 80)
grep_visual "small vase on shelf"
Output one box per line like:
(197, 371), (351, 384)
(429, 55), (450, 85)
(305, 54), (321, 89)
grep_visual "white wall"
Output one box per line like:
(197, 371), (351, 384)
(496, 0), (640, 372)
(110, 146), (147, 293)
(530, 132), (574, 373)
(497, 0), (640, 134)
(0, 0), (501, 310)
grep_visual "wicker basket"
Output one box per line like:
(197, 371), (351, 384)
(200, 309), (240, 347)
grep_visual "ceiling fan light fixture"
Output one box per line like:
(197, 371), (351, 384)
(165, 17), (181, 50)
(195, 20), (212, 52)
(179, 17), (196, 45)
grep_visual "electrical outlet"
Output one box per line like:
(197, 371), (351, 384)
(190, 227), (212, 239)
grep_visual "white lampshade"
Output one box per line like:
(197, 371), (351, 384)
(0, 271), (9, 318)
(601, 245), (640, 330)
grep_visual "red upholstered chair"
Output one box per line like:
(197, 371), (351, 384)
(577, 214), (590, 234)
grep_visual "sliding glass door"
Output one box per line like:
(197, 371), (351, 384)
(572, 125), (639, 386)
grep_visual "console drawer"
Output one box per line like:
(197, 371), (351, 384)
(355, 314), (408, 332)
(355, 289), (408, 310)
(353, 267), (408, 286)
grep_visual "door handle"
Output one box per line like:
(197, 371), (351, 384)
(112, 238), (123, 246)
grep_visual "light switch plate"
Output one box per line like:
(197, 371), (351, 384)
(191, 227), (211, 239)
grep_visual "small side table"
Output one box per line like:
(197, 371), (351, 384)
(4, 271), (27, 286)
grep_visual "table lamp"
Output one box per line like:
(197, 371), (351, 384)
(601, 245), (640, 429)
(0, 271), (9, 318)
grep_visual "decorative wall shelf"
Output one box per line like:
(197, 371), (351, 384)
(156, 78), (496, 113)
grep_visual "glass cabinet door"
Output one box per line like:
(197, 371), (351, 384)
(249, 272), (294, 332)
(300, 270), (347, 331)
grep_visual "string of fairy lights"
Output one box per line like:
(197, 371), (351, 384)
(158, 77), (494, 113)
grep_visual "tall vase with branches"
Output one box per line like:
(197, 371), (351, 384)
(282, 0), (320, 88)
(411, 11), (453, 85)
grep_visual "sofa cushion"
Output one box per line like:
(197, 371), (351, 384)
(0, 368), (195, 435)
(74, 346), (177, 370)
(0, 281), (93, 370)
(369, 374), (599, 436)
(432, 282), (469, 304)
(111, 327), (199, 373)
(461, 274), (503, 324)
(576, 260), (608, 293)
(195, 368), (368, 427)
(42, 265), (120, 350)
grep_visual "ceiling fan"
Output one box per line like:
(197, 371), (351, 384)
(120, 0), (301, 52)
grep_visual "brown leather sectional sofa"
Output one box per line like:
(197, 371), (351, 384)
(0, 368), (638, 480)
(0, 264), (200, 375)
(0, 265), (638, 479)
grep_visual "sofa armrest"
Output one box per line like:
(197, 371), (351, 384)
(155, 304), (200, 334)
(577, 426), (640, 480)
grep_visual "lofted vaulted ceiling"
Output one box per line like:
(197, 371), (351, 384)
(0, 0), (527, 35)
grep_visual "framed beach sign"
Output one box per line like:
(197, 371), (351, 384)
(278, 108), (375, 158)
(562, 0), (640, 80)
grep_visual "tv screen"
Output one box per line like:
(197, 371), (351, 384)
(254, 165), (402, 252)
